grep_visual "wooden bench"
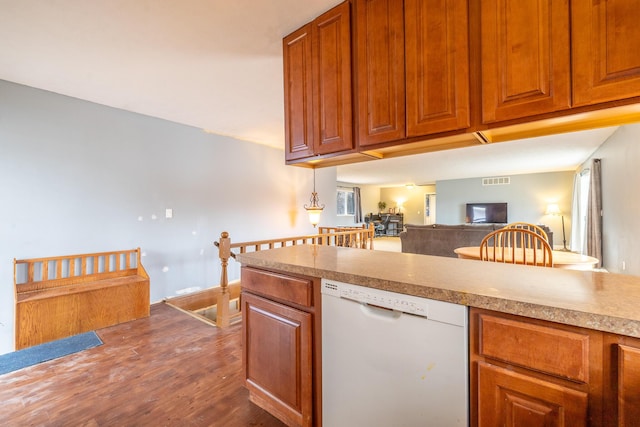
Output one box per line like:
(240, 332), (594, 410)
(14, 248), (150, 350)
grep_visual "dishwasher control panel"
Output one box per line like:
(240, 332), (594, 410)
(322, 280), (428, 317)
(321, 279), (467, 326)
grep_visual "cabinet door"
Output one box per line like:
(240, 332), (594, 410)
(617, 344), (640, 425)
(242, 292), (313, 427)
(480, 0), (571, 123)
(478, 362), (588, 427)
(283, 24), (315, 162)
(572, 0), (640, 106)
(313, 1), (353, 155)
(405, 0), (470, 136)
(604, 336), (640, 426)
(354, 0), (405, 147)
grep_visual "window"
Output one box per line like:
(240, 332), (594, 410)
(337, 189), (355, 216)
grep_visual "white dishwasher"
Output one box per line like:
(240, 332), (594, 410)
(321, 279), (468, 426)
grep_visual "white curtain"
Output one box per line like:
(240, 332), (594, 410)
(570, 173), (581, 251)
(570, 169), (591, 253)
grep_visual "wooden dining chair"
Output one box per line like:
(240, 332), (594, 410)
(480, 228), (553, 267)
(503, 222), (549, 247)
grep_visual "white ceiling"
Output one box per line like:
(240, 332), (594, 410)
(0, 0), (616, 186)
(0, 0), (342, 147)
(337, 126), (617, 186)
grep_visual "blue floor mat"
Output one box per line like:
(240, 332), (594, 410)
(0, 331), (103, 375)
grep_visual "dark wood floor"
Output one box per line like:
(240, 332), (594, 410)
(0, 303), (285, 426)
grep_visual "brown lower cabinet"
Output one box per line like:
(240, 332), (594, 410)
(471, 308), (640, 426)
(241, 267), (321, 427)
(239, 271), (640, 427)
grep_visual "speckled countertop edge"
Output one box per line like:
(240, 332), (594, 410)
(236, 245), (640, 338)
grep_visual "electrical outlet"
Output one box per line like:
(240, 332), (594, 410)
(166, 208), (173, 219)
(622, 261), (626, 271)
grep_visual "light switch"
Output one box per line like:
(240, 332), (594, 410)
(166, 208), (173, 219)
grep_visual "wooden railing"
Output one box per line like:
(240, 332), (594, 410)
(318, 224), (374, 248)
(211, 224), (375, 327)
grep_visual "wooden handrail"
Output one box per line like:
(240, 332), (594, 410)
(214, 225), (375, 254)
(212, 224), (375, 327)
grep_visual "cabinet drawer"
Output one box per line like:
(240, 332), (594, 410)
(478, 314), (589, 382)
(241, 267), (312, 307)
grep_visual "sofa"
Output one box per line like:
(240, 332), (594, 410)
(399, 223), (553, 258)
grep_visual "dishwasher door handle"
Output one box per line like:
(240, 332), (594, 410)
(358, 301), (402, 321)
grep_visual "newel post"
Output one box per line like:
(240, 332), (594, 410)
(368, 223), (375, 250)
(217, 231), (231, 327)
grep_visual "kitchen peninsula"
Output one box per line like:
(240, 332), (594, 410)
(237, 245), (640, 427)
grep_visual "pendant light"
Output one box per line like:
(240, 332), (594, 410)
(305, 169), (324, 227)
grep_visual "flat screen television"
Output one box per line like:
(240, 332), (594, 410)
(465, 202), (507, 224)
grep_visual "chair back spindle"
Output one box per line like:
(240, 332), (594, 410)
(480, 228), (553, 267)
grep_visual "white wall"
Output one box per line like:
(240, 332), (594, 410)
(435, 172), (575, 248)
(581, 124), (640, 274)
(0, 80), (327, 354)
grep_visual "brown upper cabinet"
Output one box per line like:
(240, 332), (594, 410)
(481, 0), (640, 124)
(283, 25), (315, 161)
(405, 0), (470, 137)
(572, 0), (640, 106)
(283, 1), (353, 162)
(480, 0), (571, 123)
(283, 0), (640, 166)
(354, 0), (406, 146)
(355, 0), (470, 147)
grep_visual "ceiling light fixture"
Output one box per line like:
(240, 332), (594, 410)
(305, 169), (324, 227)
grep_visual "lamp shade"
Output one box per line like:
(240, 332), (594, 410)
(545, 203), (562, 216)
(306, 205), (323, 227)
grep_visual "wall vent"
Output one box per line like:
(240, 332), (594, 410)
(482, 176), (510, 186)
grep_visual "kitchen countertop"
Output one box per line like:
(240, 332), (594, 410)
(236, 245), (640, 338)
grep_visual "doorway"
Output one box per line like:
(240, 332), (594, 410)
(424, 193), (436, 225)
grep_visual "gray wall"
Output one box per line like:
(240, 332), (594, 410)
(0, 80), (335, 354)
(435, 171), (575, 247)
(582, 124), (640, 275)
